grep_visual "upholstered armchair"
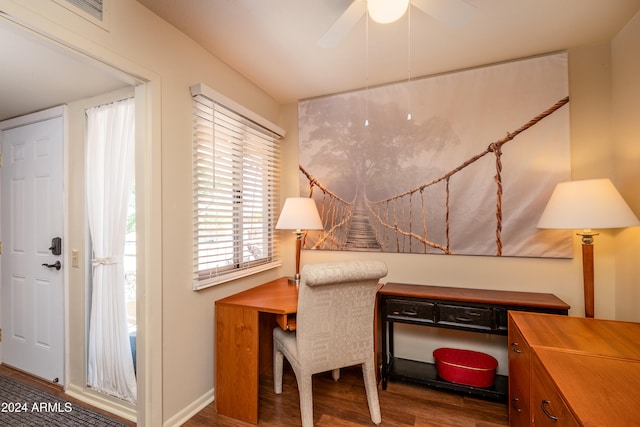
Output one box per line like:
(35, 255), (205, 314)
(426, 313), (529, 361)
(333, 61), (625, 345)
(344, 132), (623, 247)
(273, 259), (388, 427)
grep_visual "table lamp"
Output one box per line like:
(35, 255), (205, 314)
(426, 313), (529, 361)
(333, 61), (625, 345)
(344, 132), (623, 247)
(276, 197), (324, 285)
(537, 178), (639, 318)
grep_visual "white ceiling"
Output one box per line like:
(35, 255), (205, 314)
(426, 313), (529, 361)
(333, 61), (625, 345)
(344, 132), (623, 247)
(1, 1), (639, 123)
(136, 0), (640, 103)
(0, 18), (130, 122)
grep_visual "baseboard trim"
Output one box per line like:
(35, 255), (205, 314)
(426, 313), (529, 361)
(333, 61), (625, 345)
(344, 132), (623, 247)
(163, 387), (214, 427)
(65, 383), (137, 422)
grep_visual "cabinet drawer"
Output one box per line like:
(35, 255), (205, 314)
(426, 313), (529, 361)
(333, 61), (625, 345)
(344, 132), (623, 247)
(508, 319), (531, 427)
(437, 304), (493, 331)
(532, 355), (579, 427)
(495, 308), (508, 333)
(386, 299), (435, 324)
(509, 379), (529, 427)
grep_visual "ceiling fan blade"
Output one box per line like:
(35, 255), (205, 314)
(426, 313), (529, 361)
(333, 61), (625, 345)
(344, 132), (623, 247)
(318, 0), (367, 48)
(412, 0), (476, 27)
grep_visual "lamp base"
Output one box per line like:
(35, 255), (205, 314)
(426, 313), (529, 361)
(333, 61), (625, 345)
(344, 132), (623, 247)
(287, 273), (300, 286)
(581, 241), (595, 318)
(577, 230), (597, 318)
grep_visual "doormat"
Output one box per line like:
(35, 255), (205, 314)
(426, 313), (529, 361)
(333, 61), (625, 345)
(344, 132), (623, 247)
(0, 375), (130, 426)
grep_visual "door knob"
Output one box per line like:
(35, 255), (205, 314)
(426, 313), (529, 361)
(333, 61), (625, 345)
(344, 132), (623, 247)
(42, 261), (62, 271)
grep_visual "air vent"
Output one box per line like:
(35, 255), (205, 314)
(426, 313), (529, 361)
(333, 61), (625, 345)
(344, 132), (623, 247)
(64, 0), (103, 21)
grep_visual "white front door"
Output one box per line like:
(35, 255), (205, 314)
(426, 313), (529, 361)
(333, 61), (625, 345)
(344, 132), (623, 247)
(1, 108), (64, 384)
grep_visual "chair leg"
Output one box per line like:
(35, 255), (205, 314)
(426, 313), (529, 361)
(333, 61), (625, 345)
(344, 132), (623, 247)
(362, 360), (382, 424)
(331, 368), (340, 381)
(296, 373), (314, 427)
(273, 344), (284, 394)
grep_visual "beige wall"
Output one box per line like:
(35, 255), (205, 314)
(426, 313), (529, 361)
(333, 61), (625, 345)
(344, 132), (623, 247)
(612, 11), (640, 322)
(105, 2), (288, 425)
(1, 0), (639, 425)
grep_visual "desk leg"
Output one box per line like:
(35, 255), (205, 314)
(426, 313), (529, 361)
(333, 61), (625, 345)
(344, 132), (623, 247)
(215, 304), (259, 424)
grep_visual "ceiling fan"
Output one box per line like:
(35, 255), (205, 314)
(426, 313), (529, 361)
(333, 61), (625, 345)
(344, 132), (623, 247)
(318, 0), (476, 48)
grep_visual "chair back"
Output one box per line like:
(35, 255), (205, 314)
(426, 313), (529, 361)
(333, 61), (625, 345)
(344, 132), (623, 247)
(295, 260), (388, 374)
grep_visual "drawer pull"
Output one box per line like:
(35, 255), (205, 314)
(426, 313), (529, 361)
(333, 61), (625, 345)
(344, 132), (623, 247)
(511, 342), (522, 353)
(453, 311), (481, 322)
(541, 400), (558, 421)
(511, 397), (522, 413)
(402, 309), (418, 316)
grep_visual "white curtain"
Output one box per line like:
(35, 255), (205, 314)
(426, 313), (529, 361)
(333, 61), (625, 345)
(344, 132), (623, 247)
(86, 98), (137, 402)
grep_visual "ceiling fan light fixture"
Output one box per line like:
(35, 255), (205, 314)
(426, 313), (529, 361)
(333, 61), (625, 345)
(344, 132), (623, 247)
(367, 0), (410, 24)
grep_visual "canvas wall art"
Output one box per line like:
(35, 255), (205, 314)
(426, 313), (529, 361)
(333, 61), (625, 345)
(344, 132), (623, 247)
(298, 52), (572, 258)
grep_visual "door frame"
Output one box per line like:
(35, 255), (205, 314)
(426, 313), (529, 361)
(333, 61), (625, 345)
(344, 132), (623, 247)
(0, 10), (162, 425)
(0, 105), (68, 385)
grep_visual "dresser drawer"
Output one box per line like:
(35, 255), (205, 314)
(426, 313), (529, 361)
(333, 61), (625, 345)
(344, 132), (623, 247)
(437, 304), (493, 331)
(509, 379), (529, 427)
(508, 317), (531, 427)
(532, 354), (579, 427)
(386, 299), (435, 324)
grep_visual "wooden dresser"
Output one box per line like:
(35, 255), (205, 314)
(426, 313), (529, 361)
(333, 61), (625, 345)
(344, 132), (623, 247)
(508, 311), (640, 426)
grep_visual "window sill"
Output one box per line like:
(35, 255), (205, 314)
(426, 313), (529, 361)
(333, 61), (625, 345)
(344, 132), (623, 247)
(193, 260), (282, 290)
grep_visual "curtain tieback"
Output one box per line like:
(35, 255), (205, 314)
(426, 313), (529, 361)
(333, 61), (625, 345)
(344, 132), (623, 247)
(92, 256), (123, 266)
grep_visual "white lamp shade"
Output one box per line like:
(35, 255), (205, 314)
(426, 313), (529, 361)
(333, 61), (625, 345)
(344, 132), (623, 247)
(276, 197), (324, 231)
(537, 178), (640, 230)
(367, 0), (410, 24)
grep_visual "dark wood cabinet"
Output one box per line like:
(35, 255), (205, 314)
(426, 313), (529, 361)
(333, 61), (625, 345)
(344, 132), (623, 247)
(378, 283), (569, 400)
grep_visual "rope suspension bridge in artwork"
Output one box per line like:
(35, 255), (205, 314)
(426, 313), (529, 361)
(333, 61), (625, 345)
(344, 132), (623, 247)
(300, 96), (569, 255)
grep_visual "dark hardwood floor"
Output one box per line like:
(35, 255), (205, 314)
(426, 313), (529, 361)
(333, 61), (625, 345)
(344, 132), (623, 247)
(1, 363), (509, 426)
(184, 365), (509, 427)
(0, 364), (136, 426)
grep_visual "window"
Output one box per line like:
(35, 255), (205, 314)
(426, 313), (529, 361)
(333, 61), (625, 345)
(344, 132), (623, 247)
(191, 84), (284, 290)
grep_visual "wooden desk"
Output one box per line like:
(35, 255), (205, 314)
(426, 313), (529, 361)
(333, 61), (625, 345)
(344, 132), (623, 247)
(509, 312), (640, 426)
(215, 277), (297, 424)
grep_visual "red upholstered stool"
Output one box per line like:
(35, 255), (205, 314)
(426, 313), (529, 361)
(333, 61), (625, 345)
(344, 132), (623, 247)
(433, 347), (498, 388)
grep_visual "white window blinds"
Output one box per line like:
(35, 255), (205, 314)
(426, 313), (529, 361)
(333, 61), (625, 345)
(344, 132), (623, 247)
(191, 85), (284, 290)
